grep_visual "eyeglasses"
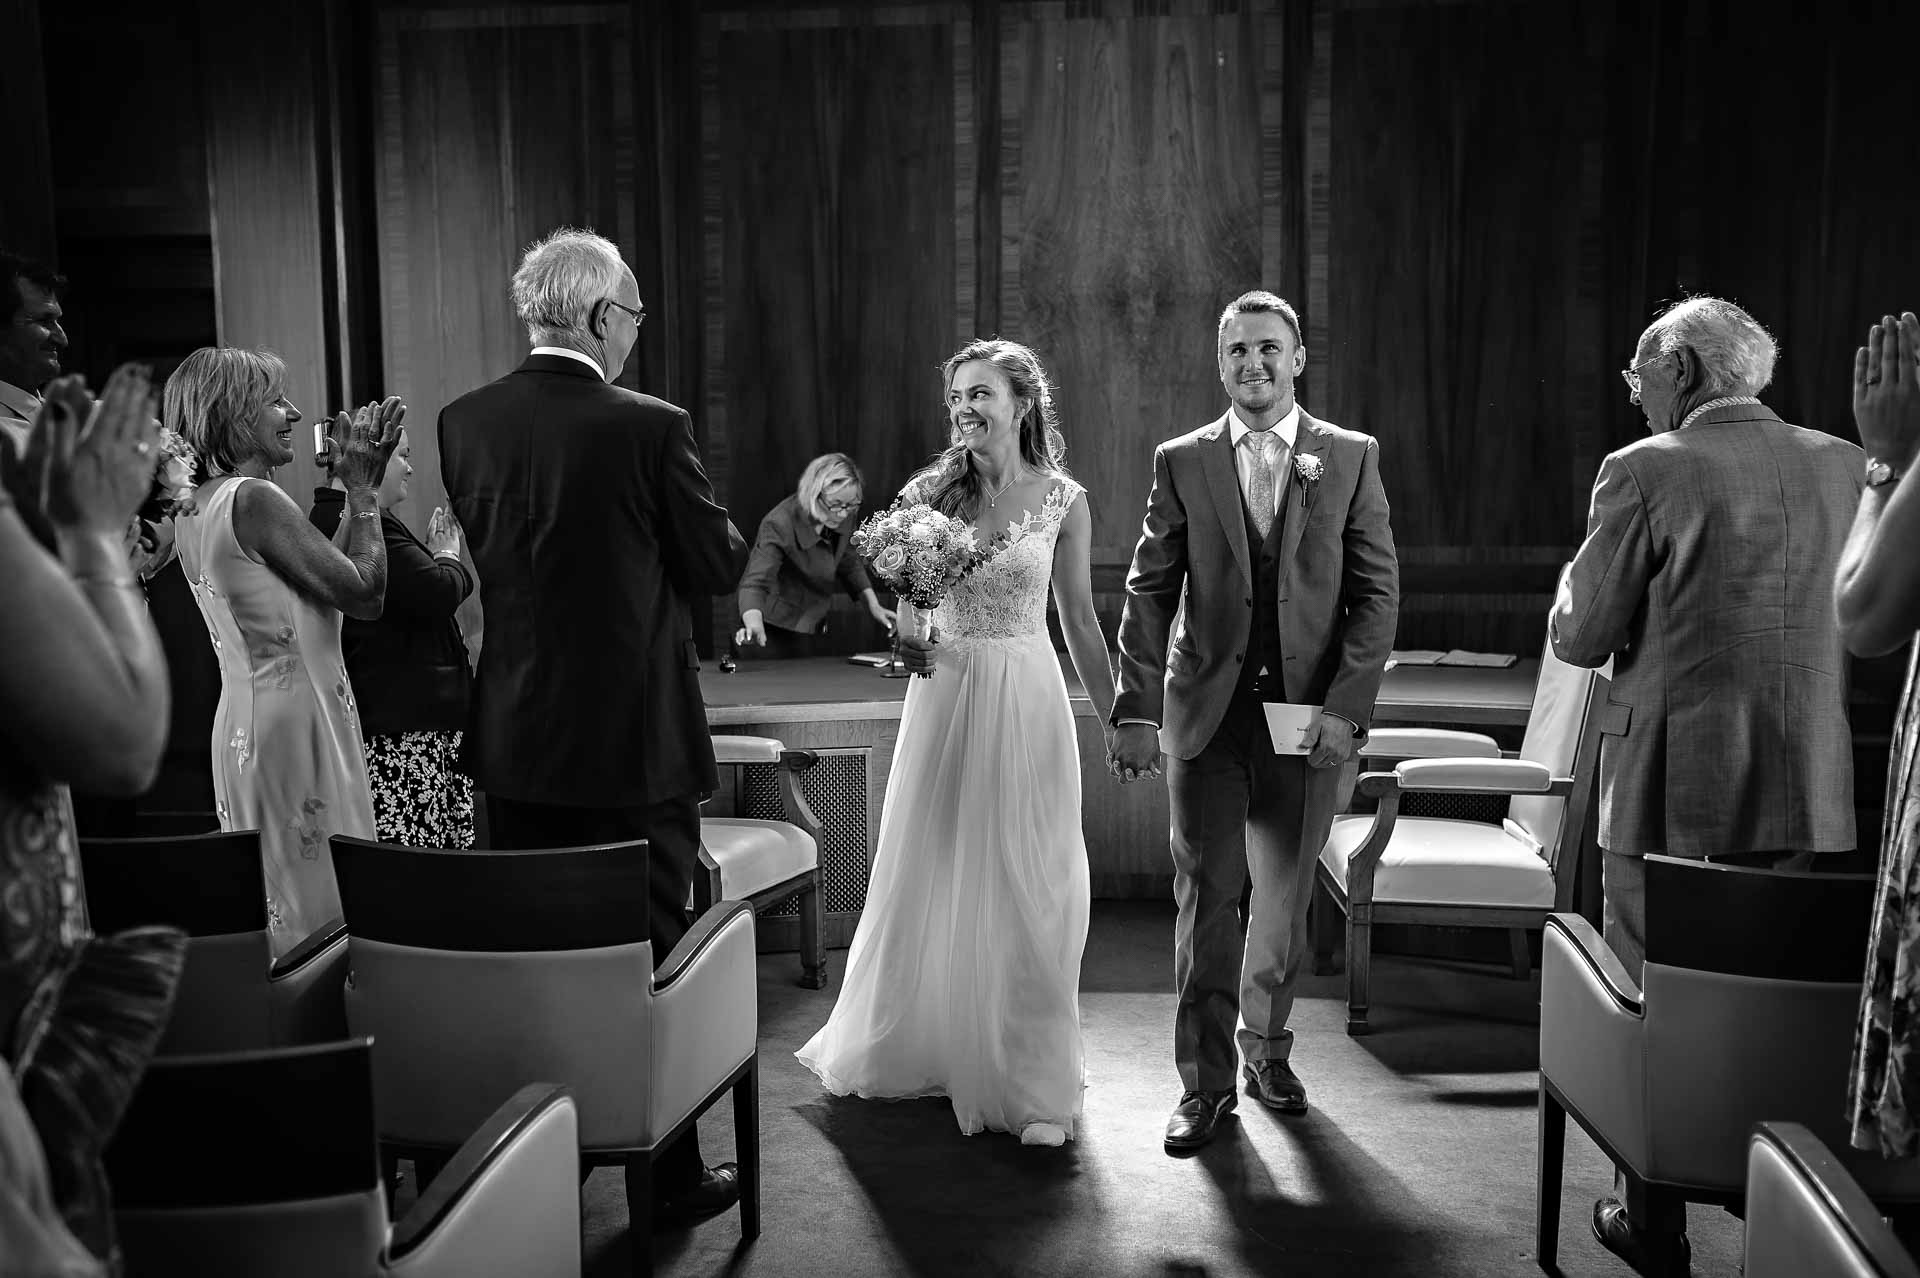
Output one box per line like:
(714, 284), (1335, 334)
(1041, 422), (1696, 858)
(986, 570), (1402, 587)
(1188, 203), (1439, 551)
(822, 499), (860, 514)
(1619, 351), (1671, 398)
(603, 299), (646, 327)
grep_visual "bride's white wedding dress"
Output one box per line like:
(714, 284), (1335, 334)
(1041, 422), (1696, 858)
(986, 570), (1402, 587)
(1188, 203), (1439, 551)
(796, 478), (1091, 1140)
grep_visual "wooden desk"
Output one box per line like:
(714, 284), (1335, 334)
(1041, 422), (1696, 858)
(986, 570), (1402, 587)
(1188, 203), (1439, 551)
(1374, 659), (1538, 728)
(701, 655), (1541, 940)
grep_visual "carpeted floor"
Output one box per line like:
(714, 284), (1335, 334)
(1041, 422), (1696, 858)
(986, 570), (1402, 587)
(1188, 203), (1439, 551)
(570, 901), (1745, 1277)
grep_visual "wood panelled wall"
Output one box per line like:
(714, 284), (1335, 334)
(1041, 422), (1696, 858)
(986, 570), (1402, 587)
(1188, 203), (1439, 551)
(42, 0), (1911, 664)
(371, 2), (642, 650)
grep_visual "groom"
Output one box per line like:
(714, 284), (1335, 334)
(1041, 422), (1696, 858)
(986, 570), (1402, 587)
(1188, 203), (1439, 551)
(1110, 290), (1398, 1151)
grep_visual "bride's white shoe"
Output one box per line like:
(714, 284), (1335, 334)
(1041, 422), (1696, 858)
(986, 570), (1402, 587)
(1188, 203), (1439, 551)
(1020, 1122), (1067, 1147)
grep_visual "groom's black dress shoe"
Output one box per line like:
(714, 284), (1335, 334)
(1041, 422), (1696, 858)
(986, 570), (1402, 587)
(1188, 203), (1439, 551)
(1243, 1060), (1308, 1114)
(1164, 1089), (1237, 1151)
(1591, 1197), (1691, 1277)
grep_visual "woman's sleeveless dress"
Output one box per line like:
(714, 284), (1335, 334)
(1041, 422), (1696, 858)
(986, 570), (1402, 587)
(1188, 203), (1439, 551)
(173, 477), (375, 957)
(797, 480), (1091, 1138)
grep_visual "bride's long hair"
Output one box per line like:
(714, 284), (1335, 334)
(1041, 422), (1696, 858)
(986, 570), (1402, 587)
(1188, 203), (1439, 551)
(906, 338), (1069, 521)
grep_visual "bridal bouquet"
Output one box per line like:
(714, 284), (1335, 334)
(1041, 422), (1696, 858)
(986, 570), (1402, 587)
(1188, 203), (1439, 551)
(852, 502), (987, 676)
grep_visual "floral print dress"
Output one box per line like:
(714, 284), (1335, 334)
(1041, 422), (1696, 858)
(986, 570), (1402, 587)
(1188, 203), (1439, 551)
(172, 477), (375, 958)
(1851, 641), (1920, 1156)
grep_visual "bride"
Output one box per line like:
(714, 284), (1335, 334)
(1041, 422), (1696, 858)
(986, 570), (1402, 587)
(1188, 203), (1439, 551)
(795, 338), (1115, 1146)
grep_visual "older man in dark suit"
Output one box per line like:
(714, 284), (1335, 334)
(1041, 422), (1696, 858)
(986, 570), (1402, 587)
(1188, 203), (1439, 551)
(1110, 290), (1399, 1153)
(1552, 295), (1864, 1274)
(439, 227), (747, 1223)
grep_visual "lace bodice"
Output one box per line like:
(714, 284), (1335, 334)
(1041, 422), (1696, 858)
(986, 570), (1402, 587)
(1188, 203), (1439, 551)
(933, 480), (1082, 641)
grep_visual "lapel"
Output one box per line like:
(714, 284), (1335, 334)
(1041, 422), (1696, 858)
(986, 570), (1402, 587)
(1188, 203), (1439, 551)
(1274, 412), (1331, 576)
(1197, 415), (1252, 589)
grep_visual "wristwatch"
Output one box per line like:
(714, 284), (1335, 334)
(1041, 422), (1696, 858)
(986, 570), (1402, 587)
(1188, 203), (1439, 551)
(1866, 457), (1907, 488)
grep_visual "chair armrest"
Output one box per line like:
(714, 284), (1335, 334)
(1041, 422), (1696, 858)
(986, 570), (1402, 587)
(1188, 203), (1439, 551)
(1382, 759), (1567, 795)
(1358, 728), (1501, 759)
(387, 1083), (580, 1273)
(1747, 1122), (1920, 1278)
(649, 902), (758, 1141)
(655, 899), (755, 992)
(268, 915), (346, 980)
(1543, 913), (1640, 1015)
(712, 734), (785, 765)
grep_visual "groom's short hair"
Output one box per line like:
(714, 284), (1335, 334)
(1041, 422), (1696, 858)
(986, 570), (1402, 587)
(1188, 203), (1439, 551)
(1218, 290), (1304, 350)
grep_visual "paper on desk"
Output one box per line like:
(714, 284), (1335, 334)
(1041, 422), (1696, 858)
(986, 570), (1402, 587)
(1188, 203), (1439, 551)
(1438, 650), (1518, 668)
(1262, 703), (1324, 755)
(1388, 649), (1446, 668)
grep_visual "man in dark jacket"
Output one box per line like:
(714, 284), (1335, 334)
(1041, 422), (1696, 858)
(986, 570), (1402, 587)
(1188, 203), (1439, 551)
(439, 227), (747, 1222)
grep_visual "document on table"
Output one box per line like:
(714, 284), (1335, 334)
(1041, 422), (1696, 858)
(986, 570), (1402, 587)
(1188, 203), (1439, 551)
(1263, 703), (1324, 755)
(1388, 649), (1447, 668)
(1437, 650), (1517, 668)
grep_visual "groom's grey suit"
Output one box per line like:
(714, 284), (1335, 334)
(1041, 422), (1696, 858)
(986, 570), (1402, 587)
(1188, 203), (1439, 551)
(1114, 408), (1398, 1091)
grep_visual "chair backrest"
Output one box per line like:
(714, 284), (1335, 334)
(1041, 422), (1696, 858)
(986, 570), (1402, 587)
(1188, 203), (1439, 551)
(1746, 1122), (1920, 1278)
(1507, 628), (1607, 881)
(1640, 856), (1876, 1187)
(80, 831), (277, 1052)
(108, 1039), (387, 1278)
(330, 836), (657, 1150)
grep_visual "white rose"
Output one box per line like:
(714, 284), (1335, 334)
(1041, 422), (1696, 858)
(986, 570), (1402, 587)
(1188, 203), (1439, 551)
(872, 545), (908, 575)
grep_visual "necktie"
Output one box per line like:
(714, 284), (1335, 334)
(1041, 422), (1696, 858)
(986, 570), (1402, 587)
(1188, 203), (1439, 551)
(1245, 431), (1279, 538)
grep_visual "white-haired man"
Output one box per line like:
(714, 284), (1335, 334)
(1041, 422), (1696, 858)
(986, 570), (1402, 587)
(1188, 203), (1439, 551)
(1552, 296), (1864, 1274)
(439, 227), (747, 1225)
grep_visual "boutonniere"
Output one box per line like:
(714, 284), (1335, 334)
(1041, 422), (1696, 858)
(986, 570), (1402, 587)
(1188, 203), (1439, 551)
(1293, 453), (1324, 489)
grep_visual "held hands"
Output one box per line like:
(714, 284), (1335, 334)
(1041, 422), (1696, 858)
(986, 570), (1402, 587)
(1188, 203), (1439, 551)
(322, 396), (405, 491)
(1857, 313), (1920, 469)
(1304, 713), (1356, 769)
(1107, 722), (1163, 784)
(427, 505), (461, 558)
(24, 365), (161, 538)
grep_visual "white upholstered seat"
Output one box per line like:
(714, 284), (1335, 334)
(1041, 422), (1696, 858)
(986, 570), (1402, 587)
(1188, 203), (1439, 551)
(701, 817), (817, 900)
(1314, 592), (1610, 1034)
(1320, 815), (1557, 910)
(701, 734), (829, 988)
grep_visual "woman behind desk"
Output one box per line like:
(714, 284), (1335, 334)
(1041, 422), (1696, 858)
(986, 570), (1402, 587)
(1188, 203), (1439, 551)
(735, 453), (893, 658)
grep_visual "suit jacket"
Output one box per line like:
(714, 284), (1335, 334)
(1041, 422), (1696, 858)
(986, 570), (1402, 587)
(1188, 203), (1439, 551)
(735, 494), (873, 634)
(308, 489), (475, 737)
(1550, 402), (1863, 857)
(438, 354), (746, 807)
(1113, 409), (1399, 761)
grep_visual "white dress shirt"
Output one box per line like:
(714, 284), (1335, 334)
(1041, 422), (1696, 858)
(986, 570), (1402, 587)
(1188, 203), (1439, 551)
(530, 346), (606, 381)
(1227, 401), (1300, 526)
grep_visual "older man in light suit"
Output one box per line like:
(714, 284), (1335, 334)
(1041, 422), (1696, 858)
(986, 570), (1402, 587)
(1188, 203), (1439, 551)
(1110, 290), (1398, 1153)
(1552, 295), (1863, 1275)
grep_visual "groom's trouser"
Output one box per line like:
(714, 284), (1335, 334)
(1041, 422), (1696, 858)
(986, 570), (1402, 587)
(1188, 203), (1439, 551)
(1167, 687), (1342, 1092)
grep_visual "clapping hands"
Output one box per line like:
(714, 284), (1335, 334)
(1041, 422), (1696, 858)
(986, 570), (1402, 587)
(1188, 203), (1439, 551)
(22, 365), (161, 539)
(321, 395), (406, 491)
(427, 505), (462, 558)
(1857, 312), (1920, 468)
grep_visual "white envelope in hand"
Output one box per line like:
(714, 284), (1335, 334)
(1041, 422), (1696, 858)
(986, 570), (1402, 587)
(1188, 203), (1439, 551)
(1263, 703), (1324, 755)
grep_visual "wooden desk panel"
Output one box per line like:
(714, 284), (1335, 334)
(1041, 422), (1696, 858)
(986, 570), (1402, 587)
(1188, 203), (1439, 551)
(700, 655), (1537, 919)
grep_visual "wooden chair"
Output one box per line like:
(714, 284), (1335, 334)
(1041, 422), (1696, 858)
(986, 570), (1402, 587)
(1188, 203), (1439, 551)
(1313, 632), (1608, 1033)
(107, 1039), (581, 1278)
(698, 734), (828, 988)
(331, 835), (760, 1278)
(80, 829), (348, 1053)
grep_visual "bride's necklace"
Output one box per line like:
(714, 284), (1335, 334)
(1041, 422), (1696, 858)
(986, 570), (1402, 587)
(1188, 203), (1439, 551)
(982, 469), (1024, 509)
